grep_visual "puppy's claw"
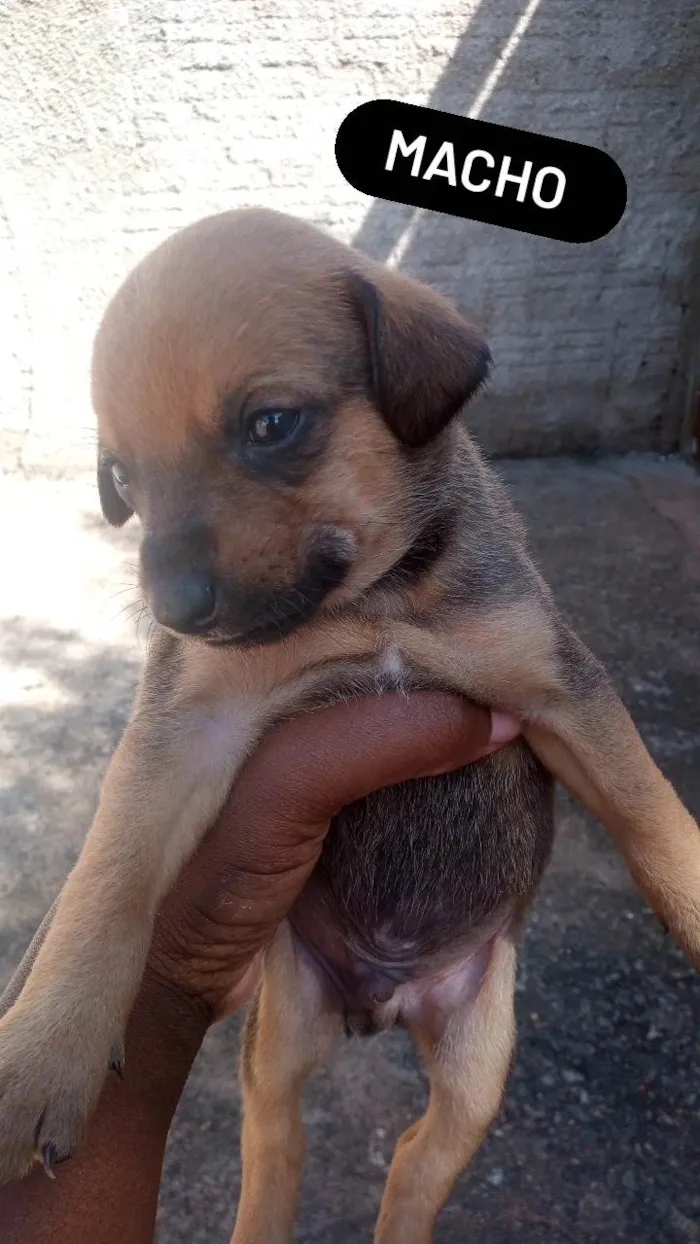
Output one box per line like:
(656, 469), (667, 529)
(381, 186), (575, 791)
(0, 1009), (112, 1186)
(40, 1143), (57, 1180)
(33, 1108), (46, 1150)
(109, 1043), (125, 1078)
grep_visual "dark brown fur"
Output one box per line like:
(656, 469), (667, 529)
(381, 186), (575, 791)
(292, 741), (553, 1034)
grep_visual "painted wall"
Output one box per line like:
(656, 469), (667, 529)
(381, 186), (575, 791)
(2, 0), (698, 470)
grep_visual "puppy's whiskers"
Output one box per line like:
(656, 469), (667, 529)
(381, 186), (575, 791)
(109, 593), (142, 625)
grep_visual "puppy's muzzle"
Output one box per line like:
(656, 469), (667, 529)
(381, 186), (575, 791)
(148, 569), (217, 635)
(141, 525), (356, 645)
(141, 524), (219, 637)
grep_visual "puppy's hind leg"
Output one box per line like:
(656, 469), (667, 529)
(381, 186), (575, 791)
(374, 933), (517, 1244)
(231, 924), (343, 1244)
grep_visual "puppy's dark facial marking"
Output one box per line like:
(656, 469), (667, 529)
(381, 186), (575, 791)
(219, 389), (333, 488)
(136, 463), (357, 644)
(208, 528), (356, 647)
(370, 506), (459, 594)
(140, 520), (216, 636)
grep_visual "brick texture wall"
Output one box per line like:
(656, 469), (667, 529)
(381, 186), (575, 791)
(1, 0), (698, 470)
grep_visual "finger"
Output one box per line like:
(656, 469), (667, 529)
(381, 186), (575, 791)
(419, 710), (521, 775)
(234, 692), (508, 826)
(489, 710), (522, 745)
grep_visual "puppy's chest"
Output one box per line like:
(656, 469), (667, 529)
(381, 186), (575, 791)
(300, 642), (433, 709)
(374, 644), (411, 693)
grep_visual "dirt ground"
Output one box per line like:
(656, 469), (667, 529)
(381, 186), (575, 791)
(1, 453), (699, 1243)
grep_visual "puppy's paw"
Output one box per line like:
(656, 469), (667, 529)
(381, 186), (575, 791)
(0, 1008), (121, 1184)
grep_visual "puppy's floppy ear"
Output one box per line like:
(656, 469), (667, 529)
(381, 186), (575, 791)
(97, 452), (133, 527)
(347, 269), (491, 449)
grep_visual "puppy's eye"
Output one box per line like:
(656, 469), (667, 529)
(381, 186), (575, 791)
(111, 462), (130, 495)
(246, 409), (302, 446)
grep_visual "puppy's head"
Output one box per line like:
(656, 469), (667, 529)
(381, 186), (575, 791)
(92, 208), (490, 646)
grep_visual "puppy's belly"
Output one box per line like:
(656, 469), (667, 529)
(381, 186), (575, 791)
(288, 738), (554, 1035)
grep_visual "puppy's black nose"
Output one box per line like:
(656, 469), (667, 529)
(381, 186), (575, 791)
(149, 572), (217, 635)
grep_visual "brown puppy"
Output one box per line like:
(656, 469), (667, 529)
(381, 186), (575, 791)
(1, 208), (699, 1244)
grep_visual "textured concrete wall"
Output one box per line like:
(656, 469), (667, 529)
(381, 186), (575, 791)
(1, 0), (699, 470)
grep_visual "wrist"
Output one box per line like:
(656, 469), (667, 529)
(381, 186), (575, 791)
(130, 963), (211, 1119)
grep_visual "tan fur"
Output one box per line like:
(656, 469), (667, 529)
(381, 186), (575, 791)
(233, 926), (517, 1244)
(233, 927), (342, 1244)
(0, 207), (698, 1243)
(374, 935), (517, 1244)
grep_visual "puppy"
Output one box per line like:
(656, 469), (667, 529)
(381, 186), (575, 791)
(1, 207), (699, 1244)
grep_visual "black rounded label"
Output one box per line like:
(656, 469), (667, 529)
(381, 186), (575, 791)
(335, 100), (627, 244)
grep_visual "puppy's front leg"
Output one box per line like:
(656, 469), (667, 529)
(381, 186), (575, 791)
(522, 622), (700, 965)
(0, 636), (263, 1184)
(394, 606), (700, 969)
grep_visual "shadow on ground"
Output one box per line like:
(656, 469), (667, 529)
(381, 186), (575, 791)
(0, 615), (140, 958)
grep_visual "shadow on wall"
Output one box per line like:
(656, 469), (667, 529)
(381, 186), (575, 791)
(352, 0), (542, 264)
(350, 0), (700, 457)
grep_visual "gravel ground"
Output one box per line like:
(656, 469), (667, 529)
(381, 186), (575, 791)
(1, 453), (699, 1243)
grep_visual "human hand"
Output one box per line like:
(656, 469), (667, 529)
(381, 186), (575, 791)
(146, 693), (520, 1024)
